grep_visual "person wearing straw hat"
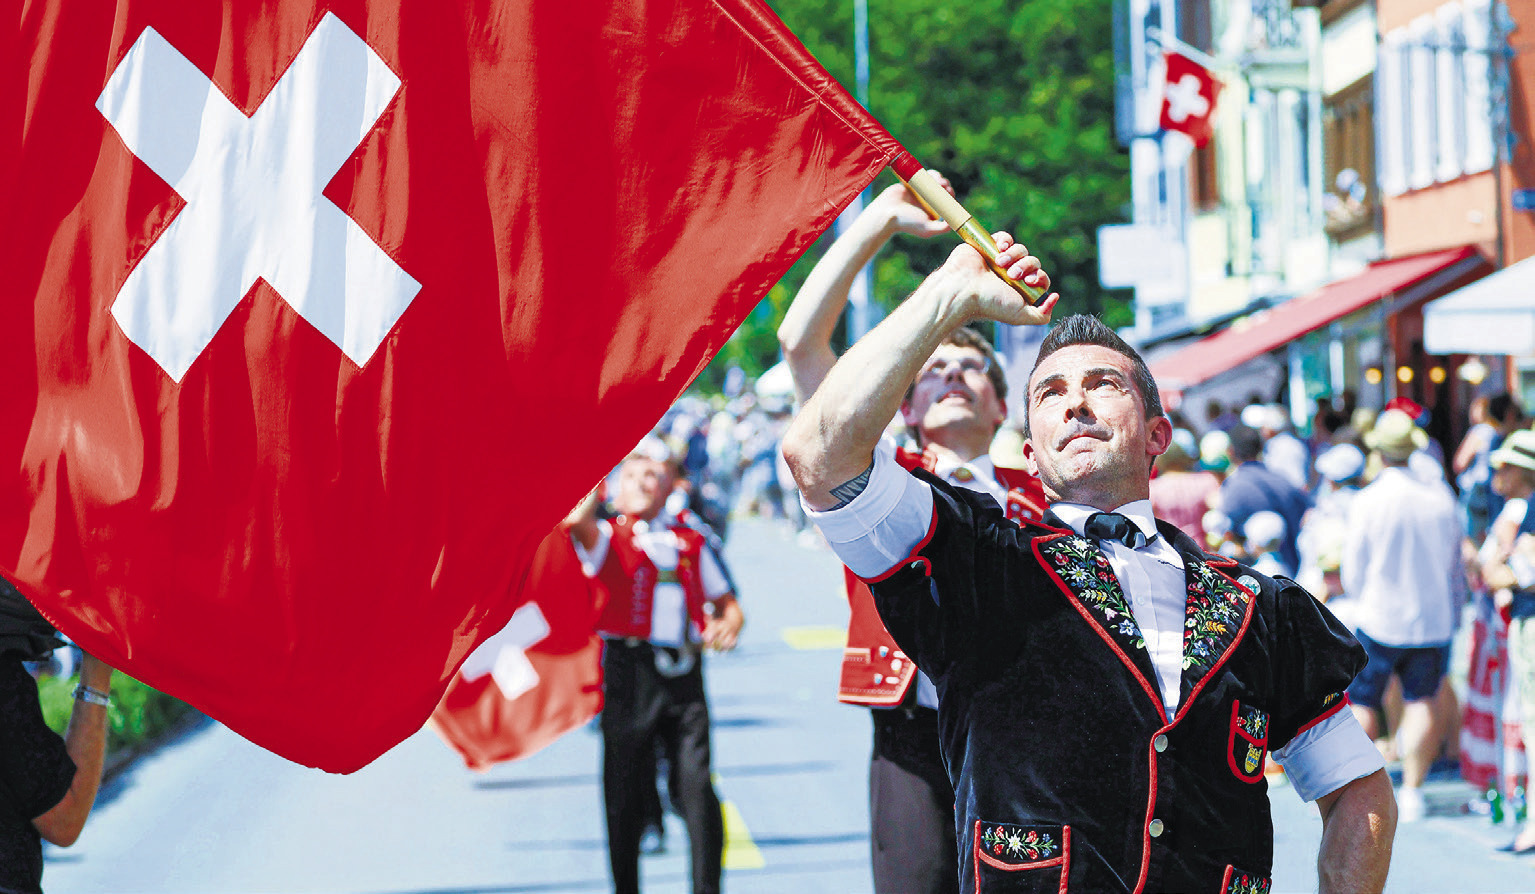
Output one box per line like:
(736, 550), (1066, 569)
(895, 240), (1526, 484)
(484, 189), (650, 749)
(1343, 409), (1465, 823)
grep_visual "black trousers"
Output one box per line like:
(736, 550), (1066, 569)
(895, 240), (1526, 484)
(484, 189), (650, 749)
(869, 706), (958, 894)
(602, 640), (724, 894)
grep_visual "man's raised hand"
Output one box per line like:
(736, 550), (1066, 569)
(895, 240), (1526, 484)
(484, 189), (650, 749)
(946, 231), (1059, 327)
(872, 173), (954, 239)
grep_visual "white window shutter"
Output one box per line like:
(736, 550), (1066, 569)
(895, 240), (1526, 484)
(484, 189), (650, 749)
(1378, 28), (1409, 197)
(1463, 0), (1496, 173)
(1408, 15), (1438, 190)
(1435, 3), (1466, 182)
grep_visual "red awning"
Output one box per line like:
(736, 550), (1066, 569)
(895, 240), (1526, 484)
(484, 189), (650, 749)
(1149, 246), (1487, 398)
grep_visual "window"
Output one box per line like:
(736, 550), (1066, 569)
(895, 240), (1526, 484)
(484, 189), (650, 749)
(1324, 77), (1376, 240)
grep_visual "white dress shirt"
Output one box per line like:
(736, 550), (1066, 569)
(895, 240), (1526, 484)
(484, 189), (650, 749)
(1049, 500), (1188, 719)
(806, 442), (1383, 801)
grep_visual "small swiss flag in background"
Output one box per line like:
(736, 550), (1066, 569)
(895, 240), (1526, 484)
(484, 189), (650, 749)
(9, 0), (907, 771)
(430, 528), (604, 770)
(1159, 51), (1222, 149)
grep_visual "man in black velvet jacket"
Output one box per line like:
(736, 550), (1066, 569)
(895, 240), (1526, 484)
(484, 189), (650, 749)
(782, 233), (1396, 893)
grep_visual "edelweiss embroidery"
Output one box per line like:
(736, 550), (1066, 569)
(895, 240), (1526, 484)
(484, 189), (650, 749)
(980, 825), (1057, 861)
(1237, 705), (1269, 740)
(1040, 536), (1145, 650)
(1225, 870), (1271, 894)
(1183, 561), (1250, 673)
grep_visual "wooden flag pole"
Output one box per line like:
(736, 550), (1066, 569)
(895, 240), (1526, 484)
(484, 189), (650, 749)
(893, 162), (1049, 307)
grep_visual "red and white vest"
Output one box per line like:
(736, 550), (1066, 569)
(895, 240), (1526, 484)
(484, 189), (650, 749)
(837, 448), (1046, 706)
(593, 515), (711, 643)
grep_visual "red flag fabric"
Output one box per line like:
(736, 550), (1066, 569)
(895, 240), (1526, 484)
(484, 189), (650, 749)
(1159, 51), (1221, 149)
(10, 0), (905, 771)
(430, 527), (604, 770)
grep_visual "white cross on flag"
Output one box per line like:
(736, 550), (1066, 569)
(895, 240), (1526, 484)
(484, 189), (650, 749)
(1159, 51), (1222, 150)
(11, 0), (908, 772)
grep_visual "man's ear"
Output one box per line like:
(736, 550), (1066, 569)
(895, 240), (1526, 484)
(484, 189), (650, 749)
(1022, 435), (1040, 478)
(899, 398), (920, 431)
(1147, 414), (1174, 459)
(995, 398), (1008, 431)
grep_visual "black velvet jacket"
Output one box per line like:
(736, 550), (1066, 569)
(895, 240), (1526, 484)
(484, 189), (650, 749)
(868, 471), (1365, 894)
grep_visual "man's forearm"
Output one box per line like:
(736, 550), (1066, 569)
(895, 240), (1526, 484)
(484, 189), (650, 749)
(783, 266), (974, 509)
(777, 205), (898, 403)
(34, 654), (113, 846)
(1316, 769), (1395, 893)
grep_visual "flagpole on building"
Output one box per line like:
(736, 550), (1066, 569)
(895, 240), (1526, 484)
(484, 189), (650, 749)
(1145, 26), (1222, 72)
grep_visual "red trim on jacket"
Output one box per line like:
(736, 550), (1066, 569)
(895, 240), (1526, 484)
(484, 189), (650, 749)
(1296, 694), (1352, 736)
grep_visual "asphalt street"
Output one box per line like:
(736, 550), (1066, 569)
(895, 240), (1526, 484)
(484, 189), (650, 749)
(41, 518), (1535, 893)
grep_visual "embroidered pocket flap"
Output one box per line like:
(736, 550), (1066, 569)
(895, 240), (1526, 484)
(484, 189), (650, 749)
(1227, 700), (1270, 783)
(974, 820), (1068, 869)
(1221, 864), (1272, 893)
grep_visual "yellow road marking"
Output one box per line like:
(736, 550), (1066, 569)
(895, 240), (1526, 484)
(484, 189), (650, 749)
(721, 797), (764, 869)
(780, 625), (846, 651)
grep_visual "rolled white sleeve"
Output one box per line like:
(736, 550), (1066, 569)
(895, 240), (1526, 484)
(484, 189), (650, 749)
(1272, 707), (1385, 802)
(802, 438), (935, 579)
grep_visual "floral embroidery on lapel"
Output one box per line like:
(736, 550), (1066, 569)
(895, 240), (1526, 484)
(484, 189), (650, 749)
(1038, 535), (1145, 650)
(979, 824), (1058, 861)
(1182, 559), (1252, 674)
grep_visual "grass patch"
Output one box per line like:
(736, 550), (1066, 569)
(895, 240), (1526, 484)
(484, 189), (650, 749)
(37, 673), (196, 756)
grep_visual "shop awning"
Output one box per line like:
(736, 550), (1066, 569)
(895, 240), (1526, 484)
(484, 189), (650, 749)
(1423, 255), (1535, 355)
(1149, 246), (1486, 396)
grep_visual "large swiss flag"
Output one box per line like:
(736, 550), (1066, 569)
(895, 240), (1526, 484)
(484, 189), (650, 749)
(10, 1), (906, 770)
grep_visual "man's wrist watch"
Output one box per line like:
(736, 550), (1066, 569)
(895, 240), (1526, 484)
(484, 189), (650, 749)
(72, 685), (111, 707)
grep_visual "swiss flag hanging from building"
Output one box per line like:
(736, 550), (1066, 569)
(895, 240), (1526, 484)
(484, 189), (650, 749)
(430, 527), (604, 770)
(9, 0), (906, 771)
(1160, 51), (1222, 149)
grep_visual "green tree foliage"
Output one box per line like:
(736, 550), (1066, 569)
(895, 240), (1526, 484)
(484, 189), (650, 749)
(38, 672), (197, 757)
(696, 0), (1131, 393)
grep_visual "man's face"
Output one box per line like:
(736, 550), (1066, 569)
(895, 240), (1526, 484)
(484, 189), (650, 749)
(614, 456), (674, 520)
(1022, 344), (1171, 504)
(900, 344), (1006, 447)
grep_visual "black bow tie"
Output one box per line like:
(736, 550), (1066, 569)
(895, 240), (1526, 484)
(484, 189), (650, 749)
(1084, 512), (1150, 549)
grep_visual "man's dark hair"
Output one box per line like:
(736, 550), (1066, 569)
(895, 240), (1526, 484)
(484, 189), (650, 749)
(1022, 314), (1164, 437)
(1228, 424), (1263, 463)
